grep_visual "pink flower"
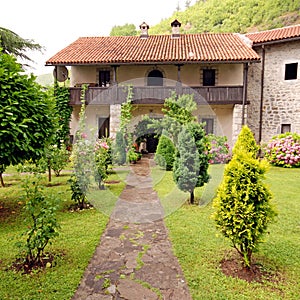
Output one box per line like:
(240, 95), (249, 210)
(100, 142), (109, 150)
(81, 133), (88, 139)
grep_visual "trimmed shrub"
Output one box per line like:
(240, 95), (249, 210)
(264, 133), (300, 168)
(212, 126), (277, 268)
(154, 135), (175, 171)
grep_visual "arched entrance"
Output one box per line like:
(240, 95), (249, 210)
(134, 118), (160, 154)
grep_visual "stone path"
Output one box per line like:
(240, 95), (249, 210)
(72, 155), (192, 300)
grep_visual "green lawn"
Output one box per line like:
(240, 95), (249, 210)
(156, 165), (300, 300)
(0, 169), (111, 300)
(1, 164), (300, 299)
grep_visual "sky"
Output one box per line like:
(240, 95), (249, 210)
(2, 0), (195, 75)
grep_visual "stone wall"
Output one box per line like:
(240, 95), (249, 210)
(110, 104), (121, 139)
(247, 40), (300, 144)
(232, 104), (248, 145)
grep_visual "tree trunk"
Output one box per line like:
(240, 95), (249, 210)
(48, 161), (52, 182)
(190, 190), (195, 204)
(0, 173), (5, 187)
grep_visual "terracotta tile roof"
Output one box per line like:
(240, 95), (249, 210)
(246, 24), (300, 45)
(46, 33), (260, 65)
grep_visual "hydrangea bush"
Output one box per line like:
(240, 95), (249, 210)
(264, 133), (300, 168)
(207, 134), (231, 164)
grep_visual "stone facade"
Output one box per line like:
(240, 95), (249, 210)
(232, 104), (248, 145)
(109, 104), (121, 139)
(247, 40), (300, 144)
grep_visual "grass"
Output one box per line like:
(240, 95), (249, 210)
(155, 165), (300, 300)
(0, 166), (127, 300)
(1, 163), (300, 299)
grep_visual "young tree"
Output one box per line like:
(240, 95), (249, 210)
(173, 126), (200, 204)
(212, 126), (277, 268)
(187, 122), (210, 189)
(0, 52), (56, 187)
(151, 92), (197, 144)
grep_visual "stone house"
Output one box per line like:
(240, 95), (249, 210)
(246, 25), (300, 144)
(46, 21), (300, 151)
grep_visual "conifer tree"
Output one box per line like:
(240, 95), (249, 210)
(212, 126), (277, 268)
(173, 126), (200, 204)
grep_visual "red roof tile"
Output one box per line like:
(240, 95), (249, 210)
(46, 33), (260, 65)
(246, 24), (300, 45)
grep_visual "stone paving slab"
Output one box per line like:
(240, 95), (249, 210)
(72, 156), (192, 300)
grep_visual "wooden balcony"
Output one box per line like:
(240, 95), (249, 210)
(69, 85), (244, 106)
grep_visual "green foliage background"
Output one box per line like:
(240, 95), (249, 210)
(150, 0), (300, 34)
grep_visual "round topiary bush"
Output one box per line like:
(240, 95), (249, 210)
(154, 135), (175, 171)
(264, 133), (300, 168)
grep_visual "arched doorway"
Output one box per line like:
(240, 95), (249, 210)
(147, 70), (163, 86)
(134, 118), (160, 153)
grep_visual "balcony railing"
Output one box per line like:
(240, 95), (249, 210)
(69, 85), (244, 106)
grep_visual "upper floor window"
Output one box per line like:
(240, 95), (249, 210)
(284, 63), (298, 80)
(147, 70), (163, 86)
(203, 69), (216, 86)
(99, 70), (110, 87)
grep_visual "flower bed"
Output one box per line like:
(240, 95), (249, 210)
(264, 133), (300, 167)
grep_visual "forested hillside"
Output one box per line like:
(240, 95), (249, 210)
(150, 0), (300, 34)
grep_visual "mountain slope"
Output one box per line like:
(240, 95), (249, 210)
(150, 0), (300, 34)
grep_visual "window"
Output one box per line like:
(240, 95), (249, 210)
(99, 70), (110, 87)
(284, 63), (298, 80)
(147, 70), (163, 86)
(203, 69), (215, 86)
(98, 117), (110, 138)
(202, 118), (214, 134)
(281, 124), (291, 134)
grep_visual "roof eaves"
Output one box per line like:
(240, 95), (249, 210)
(251, 36), (300, 46)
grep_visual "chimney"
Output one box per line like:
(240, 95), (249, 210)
(171, 19), (181, 38)
(139, 22), (149, 39)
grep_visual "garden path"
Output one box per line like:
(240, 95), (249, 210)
(72, 154), (192, 300)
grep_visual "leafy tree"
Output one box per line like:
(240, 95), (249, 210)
(173, 126), (199, 203)
(212, 126), (277, 268)
(151, 92), (196, 143)
(0, 27), (42, 65)
(0, 51), (56, 187)
(110, 23), (137, 36)
(155, 134), (176, 171)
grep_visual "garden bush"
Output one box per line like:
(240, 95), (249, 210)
(264, 133), (300, 167)
(94, 138), (112, 189)
(207, 134), (231, 164)
(154, 134), (175, 170)
(212, 126), (277, 268)
(17, 174), (60, 266)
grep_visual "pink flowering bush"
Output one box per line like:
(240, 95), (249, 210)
(207, 134), (231, 164)
(264, 133), (300, 168)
